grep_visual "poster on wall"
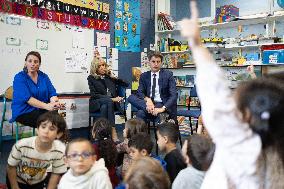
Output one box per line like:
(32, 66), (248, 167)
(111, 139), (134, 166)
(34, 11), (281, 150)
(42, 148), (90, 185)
(65, 51), (88, 72)
(115, 0), (141, 52)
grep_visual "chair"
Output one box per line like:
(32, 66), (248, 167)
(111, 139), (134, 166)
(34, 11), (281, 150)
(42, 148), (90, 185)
(131, 105), (138, 118)
(177, 85), (201, 135)
(88, 85), (128, 138)
(0, 87), (35, 150)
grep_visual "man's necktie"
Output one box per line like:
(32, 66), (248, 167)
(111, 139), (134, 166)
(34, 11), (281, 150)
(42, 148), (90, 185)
(151, 73), (156, 101)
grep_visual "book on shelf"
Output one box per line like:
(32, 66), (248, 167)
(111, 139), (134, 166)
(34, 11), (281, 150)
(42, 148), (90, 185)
(177, 116), (198, 136)
(157, 12), (176, 31)
(175, 76), (187, 87)
(175, 75), (195, 87)
(185, 75), (195, 87)
(177, 89), (190, 106)
(190, 97), (200, 107)
(162, 53), (192, 68)
(163, 54), (178, 68)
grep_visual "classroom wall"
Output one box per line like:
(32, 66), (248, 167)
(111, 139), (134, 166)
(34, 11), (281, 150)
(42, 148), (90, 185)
(111, 0), (155, 84)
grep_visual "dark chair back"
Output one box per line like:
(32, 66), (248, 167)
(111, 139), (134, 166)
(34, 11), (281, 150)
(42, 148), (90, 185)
(190, 85), (198, 97)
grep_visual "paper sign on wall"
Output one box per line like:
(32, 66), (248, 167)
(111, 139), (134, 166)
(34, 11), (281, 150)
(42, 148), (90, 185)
(96, 32), (110, 47)
(36, 39), (48, 50)
(65, 51), (88, 72)
(6, 37), (21, 46)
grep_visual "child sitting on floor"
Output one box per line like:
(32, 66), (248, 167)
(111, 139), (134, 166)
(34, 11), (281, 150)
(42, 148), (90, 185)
(58, 138), (112, 189)
(6, 111), (67, 189)
(156, 122), (187, 183)
(92, 118), (119, 188)
(116, 118), (147, 177)
(172, 134), (215, 189)
(124, 157), (171, 189)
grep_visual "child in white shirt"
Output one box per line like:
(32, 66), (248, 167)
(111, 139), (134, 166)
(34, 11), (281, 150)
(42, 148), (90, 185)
(58, 138), (112, 189)
(179, 1), (284, 188)
(7, 111), (67, 189)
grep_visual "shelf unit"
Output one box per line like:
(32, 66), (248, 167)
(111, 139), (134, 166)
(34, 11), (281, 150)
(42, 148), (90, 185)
(155, 0), (284, 135)
(207, 43), (284, 50)
(161, 50), (189, 54)
(156, 14), (284, 33)
(156, 12), (284, 67)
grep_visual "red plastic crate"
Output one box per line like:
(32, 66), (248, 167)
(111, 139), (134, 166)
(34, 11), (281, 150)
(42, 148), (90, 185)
(261, 44), (284, 51)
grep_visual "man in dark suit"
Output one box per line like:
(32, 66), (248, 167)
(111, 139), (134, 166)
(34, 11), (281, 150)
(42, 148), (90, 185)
(128, 52), (177, 122)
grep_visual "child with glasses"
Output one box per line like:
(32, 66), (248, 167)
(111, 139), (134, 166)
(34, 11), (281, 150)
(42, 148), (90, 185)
(58, 138), (112, 189)
(6, 111), (67, 189)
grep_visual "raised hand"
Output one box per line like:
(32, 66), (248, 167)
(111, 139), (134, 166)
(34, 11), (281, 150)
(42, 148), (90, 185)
(178, 0), (201, 48)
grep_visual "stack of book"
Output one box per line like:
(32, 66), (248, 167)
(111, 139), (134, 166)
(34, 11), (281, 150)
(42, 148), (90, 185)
(177, 116), (197, 136)
(162, 53), (192, 68)
(157, 12), (176, 31)
(174, 75), (195, 87)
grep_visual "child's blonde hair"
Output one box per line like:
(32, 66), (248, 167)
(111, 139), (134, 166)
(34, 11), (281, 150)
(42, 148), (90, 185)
(124, 157), (170, 189)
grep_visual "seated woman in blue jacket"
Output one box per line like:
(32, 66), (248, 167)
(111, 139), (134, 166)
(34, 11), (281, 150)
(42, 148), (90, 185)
(10, 51), (60, 128)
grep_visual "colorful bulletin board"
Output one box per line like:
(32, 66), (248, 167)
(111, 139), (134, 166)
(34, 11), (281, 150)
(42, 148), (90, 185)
(114, 0), (141, 52)
(0, 0), (110, 31)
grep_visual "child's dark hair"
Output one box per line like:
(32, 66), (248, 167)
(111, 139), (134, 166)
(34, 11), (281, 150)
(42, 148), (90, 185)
(236, 78), (284, 163)
(65, 138), (94, 156)
(128, 133), (153, 154)
(187, 134), (215, 171)
(92, 118), (117, 168)
(36, 111), (69, 142)
(157, 122), (179, 143)
(125, 118), (147, 138)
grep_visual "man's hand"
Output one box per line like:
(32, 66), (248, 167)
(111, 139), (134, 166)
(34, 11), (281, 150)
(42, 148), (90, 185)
(145, 98), (155, 114)
(153, 107), (166, 116)
(112, 96), (124, 103)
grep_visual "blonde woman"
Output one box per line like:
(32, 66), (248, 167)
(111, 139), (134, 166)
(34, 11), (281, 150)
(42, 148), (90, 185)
(87, 57), (128, 140)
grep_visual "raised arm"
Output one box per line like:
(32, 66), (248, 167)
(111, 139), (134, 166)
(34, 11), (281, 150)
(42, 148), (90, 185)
(179, 1), (261, 187)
